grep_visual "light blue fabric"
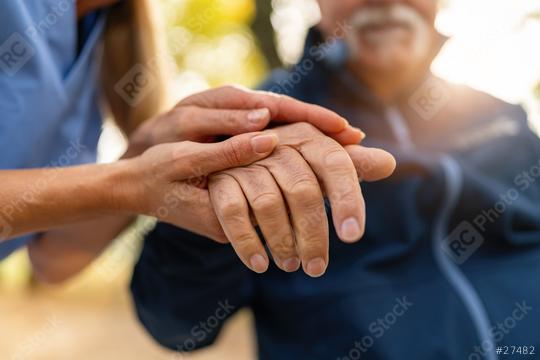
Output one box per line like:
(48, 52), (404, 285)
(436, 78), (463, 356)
(0, 1), (105, 259)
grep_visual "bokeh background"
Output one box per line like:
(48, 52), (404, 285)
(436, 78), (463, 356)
(1, 0), (540, 359)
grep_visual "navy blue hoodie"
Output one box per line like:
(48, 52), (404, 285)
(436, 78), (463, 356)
(130, 29), (540, 360)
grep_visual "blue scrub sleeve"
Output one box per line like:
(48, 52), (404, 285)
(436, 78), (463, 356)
(0, 235), (34, 260)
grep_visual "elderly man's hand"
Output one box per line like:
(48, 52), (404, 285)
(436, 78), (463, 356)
(208, 123), (395, 277)
(122, 85), (373, 252)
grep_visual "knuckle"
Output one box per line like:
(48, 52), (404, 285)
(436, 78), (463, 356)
(329, 188), (358, 207)
(171, 106), (191, 124)
(288, 179), (321, 204)
(171, 142), (193, 162)
(222, 138), (244, 166)
(223, 84), (251, 104)
(217, 198), (245, 219)
(292, 121), (318, 135)
(170, 107), (194, 136)
(268, 147), (305, 170)
(251, 95), (268, 111)
(232, 232), (257, 252)
(209, 172), (231, 185)
(323, 149), (356, 180)
(220, 84), (240, 94)
(251, 192), (282, 215)
(209, 171), (228, 180)
(260, 90), (281, 101)
(294, 209), (327, 232)
(273, 93), (286, 108)
(323, 147), (352, 168)
(269, 233), (296, 257)
(224, 110), (241, 127)
(267, 145), (292, 162)
(295, 196), (323, 214)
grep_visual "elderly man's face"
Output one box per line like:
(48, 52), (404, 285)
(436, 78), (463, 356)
(317, 0), (438, 74)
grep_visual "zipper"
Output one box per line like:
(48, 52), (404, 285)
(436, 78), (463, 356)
(339, 68), (496, 357)
(385, 106), (414, 151)
(434, 155), (497, 360)
(385, 105), (497, 359)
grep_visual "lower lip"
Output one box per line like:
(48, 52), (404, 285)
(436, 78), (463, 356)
(361, 23), (410, 32)
(357, 25), (411, 41)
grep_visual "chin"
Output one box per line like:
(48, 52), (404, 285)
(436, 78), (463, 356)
(358, 49), (417, 75)
(348, 28), (430, 75)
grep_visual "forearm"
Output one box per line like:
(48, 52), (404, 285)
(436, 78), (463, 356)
(28, 214), (135, 284)
(0, 160), (139, 241)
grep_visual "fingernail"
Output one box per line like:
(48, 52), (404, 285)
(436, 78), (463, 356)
(340, 217), (362, 242)
(251, 134), (277, 154)
(305, 257), (326, 277)
(250, 254), (268, 273)
(347, 126), (366, 140)
(247, 108), (270, 124)
(282, 257), (300, 272)
(357, 129), (366, 140)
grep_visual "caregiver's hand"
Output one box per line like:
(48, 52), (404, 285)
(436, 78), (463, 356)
(124, 85), (364, 157)
(0, 132), (277, 242)
(23, 85), (363, 284)
(128, 132), (280, 241)
(208, 123), (396, 277)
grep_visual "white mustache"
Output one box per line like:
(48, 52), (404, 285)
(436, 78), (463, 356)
(348, 4), (426, 32)
(344, 3), (432, 67)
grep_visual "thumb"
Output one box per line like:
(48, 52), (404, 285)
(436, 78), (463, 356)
(345, 145), (396, 182)
(174, 132), (278, 179)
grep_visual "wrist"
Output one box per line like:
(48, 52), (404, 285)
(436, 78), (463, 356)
(102, 158), (146, 215)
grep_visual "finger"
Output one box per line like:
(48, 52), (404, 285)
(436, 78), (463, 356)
(329, 125), (366, 146)
(345, 145), (397, 182)
(168, 185), (228, 243)
(209, 174), (269, 273)
(170, 132), (278, 179)
(148, 179), (228, 243)
(178, 106), (272, 138)
(180, 85), (348, 135)
(269, 123), (365, 244)
(227, 166), (299, 273)
(259, 147), (328, 278)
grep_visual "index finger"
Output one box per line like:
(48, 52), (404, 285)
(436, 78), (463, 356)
(180, 85), (349, 135)
(268, 123), (365, 243)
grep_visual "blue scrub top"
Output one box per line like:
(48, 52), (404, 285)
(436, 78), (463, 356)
(0, 2), (106, 259)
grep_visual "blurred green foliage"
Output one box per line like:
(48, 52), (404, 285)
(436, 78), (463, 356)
(160, 0), (270, 87)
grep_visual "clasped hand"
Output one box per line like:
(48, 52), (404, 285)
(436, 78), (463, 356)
(127, 86), (395, 277)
